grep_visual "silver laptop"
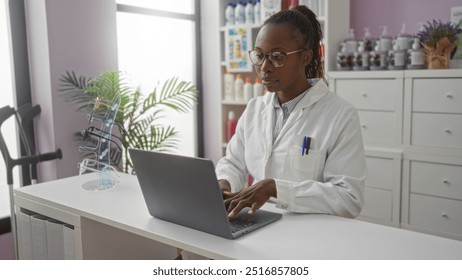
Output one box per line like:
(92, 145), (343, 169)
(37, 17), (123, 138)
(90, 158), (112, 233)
(129, 148), (282, 239)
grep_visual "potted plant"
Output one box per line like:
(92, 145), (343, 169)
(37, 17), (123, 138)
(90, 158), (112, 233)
(417, 19), (462, 69)
(59, 70), (198, 173)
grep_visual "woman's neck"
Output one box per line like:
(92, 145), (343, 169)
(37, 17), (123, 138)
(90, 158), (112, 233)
(277, 81), (311, 104)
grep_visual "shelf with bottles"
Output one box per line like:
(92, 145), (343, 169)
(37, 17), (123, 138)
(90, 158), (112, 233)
(334, 24), (427, 73)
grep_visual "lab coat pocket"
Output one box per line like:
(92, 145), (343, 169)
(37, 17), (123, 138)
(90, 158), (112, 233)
(290, 145), (319, 174)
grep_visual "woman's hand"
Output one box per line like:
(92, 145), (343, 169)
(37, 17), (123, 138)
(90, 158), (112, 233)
(218, 179), (236, 200)
(224, 179), (277, 219)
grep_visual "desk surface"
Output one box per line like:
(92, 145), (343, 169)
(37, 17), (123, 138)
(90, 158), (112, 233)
(14, 173), (462, 259)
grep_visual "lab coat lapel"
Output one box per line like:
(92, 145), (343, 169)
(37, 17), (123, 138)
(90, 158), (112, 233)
(273, 80), (328, 145)
(262, 94), (275, 157)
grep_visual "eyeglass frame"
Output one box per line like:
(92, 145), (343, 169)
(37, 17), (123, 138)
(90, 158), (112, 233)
(248, 48), (306, 68)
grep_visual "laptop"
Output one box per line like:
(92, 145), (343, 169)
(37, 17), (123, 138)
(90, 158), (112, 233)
(129, 148), (282, 239)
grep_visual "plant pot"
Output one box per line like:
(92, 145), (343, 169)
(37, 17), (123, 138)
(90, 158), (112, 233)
(423, 37), (455, 69)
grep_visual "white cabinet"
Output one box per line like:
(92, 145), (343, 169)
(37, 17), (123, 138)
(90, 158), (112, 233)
(331, 69), (462, 240)
(401, 70), (462, 240)
(217, 0), (350, 155)
(331, 72), (404, 227)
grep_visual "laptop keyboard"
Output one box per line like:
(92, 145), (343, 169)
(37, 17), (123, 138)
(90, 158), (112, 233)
(229, 218), (256, 233)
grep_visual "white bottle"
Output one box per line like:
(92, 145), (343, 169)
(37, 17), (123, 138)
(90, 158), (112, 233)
(254, 0), (261, 25)
(235, 1), (246, 25)
(253, 76), (264, 97)
(379, 26), (392, 52)
(243, 76), (253, 102)
(223, 71), (235, 101)
(225, 3), (235, 26)
(234, 74), (244, 101)
(245, 0), (255, 25)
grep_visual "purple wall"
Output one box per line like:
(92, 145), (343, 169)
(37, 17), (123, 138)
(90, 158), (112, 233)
(350, 0), (462, 39)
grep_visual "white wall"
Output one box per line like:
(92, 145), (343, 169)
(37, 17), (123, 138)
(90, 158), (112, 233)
(200, 0), (222, 164)
(24, 0), (118, 181)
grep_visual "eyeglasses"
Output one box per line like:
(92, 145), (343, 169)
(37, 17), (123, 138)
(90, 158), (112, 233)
(248, 49), (305, 68)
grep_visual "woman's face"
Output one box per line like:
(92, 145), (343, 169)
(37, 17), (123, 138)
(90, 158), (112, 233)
(253, 23), (311, 95)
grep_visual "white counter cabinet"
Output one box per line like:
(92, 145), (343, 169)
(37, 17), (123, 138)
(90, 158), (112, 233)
(330, 69), (462, 240)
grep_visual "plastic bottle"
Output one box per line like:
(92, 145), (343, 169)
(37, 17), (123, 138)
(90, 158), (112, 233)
(363, 27), (374, 52)
(225, 3), (235, 26)
(345, 28), (358, 53)
(253, 76), (264, 97)
(226, 111), (238, 142)
(288, 0), (299, 9)
(254, 0), (261, 25)
(244, 76), (253, 101)
(245, 0), (254, 24)
(223, 71), (235, 101)
(235, 1), (246, 25)
(234, 74), (244, 101)
(379, 26), (392, 52)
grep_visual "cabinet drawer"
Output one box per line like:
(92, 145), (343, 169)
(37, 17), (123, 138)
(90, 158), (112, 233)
(360, 187), (392, 222)
(365, 157), (394, 190)
(409, 194), (462, 237)
(413, 78), (462, 113)
(410, 161), (462, 200)
(335, 79), (398, 111)
(358, 111), (397, 144)
(411, 113), (462, 149)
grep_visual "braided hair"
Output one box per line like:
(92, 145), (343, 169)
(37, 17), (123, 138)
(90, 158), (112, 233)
(263, 5), (325, 82)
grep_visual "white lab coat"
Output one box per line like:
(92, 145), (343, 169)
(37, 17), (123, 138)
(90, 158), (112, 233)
(216, 80), (367, 218)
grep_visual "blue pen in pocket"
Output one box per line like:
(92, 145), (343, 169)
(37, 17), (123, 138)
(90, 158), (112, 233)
(302, 136), (307, 156)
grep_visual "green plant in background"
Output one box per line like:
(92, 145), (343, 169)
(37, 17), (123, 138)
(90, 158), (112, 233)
(417, 19), (462, 48)
(59, 71), (198, 173)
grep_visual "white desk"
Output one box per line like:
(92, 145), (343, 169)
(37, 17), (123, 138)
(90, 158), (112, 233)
(14, 173), (462, 259)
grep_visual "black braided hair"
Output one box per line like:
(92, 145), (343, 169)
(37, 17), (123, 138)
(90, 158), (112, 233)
(263, 5), (325, 82)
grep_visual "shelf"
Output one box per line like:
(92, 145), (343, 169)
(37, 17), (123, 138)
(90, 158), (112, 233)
(220, 24), (261, 32)
(222, 100), (248, 105)
(328, 68), (462, 79)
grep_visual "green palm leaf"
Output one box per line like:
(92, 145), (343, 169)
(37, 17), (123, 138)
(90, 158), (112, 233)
(59, 70), (198, 173)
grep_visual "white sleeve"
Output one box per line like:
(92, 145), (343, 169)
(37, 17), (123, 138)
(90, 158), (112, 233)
(275, 109), (367, 218)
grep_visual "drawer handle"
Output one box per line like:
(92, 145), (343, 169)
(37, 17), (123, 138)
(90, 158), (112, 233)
(442, 179), (450, 185)
(444, 129), (452, 134)
(441, 212), (448, 218)
(445, 93), (454, 99)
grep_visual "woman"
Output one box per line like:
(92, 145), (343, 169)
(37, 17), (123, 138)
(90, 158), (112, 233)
(216, 5), (367, 219)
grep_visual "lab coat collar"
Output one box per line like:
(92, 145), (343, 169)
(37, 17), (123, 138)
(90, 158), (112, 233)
(262, 79), (329, 109)
(261, 79), (329, 147)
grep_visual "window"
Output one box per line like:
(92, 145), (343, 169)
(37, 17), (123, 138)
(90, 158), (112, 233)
(116, 1), (200, 157)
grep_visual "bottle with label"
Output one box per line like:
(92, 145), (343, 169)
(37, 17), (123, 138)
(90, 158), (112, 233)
(225, 3), (235, 26)
(407, 38), (425, 69)
(363, 27), (375, 52)
(244, 76), (253, 101)
(223, 71), (235, 101)
(234, 74), (244, 101)
(245, 0), (254, 24)
(254, 0), (261, 25)
(235, 1), (246, 25)
(288, 0), (299, 10)
(379, 26), (392, 52)
(226, 111), (238, 142)
(253, 76), (264, 97)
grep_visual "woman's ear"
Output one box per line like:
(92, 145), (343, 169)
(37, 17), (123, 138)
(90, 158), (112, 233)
(304, 49), (313, 65)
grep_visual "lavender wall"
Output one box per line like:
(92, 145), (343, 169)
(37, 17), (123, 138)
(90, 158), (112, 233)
(350, 0), (462, 39)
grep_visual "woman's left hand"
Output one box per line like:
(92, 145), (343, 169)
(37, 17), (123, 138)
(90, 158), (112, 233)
(224, 179), (277, 219)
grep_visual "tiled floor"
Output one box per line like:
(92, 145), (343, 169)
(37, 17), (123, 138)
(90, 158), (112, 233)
(0, 232), (14, 260)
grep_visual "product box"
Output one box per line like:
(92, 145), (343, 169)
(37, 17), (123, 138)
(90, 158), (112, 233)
(261, 0), (282, 23)
(451, 6), (462, 67)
